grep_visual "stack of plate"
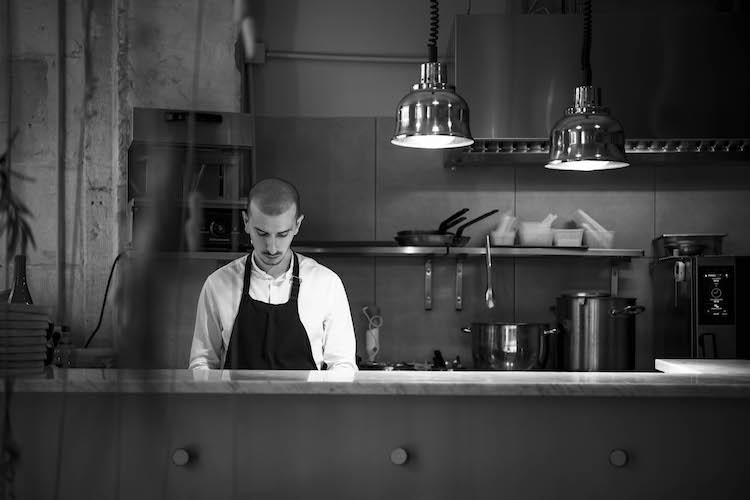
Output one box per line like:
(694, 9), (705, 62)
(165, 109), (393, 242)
(0, 303), (50, 376)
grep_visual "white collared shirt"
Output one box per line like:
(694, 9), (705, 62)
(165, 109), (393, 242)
(189, 251), (357, 372)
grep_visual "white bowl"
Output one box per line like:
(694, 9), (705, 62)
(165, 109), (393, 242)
(490, 230), (517, 246)
(553, 228), (584, 247)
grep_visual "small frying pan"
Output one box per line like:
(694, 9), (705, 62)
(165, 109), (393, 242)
(395, 209), (499, 247)
(396, 208), (469, 240)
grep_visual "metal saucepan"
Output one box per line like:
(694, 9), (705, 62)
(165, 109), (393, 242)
(395, 209), (499, 247)
(462, 322), (559, 370)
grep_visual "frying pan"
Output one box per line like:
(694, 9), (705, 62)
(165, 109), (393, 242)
(395, 209), (499, 247)
(396, 208), (469, 238)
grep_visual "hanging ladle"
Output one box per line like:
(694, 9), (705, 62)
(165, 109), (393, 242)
(485, 235), (495, 309)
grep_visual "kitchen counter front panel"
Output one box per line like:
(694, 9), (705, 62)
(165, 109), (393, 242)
(9, 359), (750, 398)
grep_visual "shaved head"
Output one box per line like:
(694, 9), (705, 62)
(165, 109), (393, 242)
(248, 177), (301, 217)
(243, 177), (304, 275)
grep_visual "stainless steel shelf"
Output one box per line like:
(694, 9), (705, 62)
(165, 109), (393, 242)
(139, 245), (643, 259)
(293, 245), (448, 256)
(133, 244), (642, 311)
(144, 251), (246, 260)
(130, 198), (248, 209)
(450, 247), (644, 258)
(144, 247), (448, 259)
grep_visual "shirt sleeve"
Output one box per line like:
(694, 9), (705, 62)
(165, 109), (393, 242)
(189, 278), (224, 370)
(321, 274), (358, 372)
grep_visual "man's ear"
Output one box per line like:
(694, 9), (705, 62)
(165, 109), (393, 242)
(242, 210), (250, 231)
(294, 214), (305, 234)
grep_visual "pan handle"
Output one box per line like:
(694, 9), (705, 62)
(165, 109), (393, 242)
(442, 216), (467, 231)
(438, 208), (470, 232)
(537, 327), (559, 369)
(454, 209), (500, 238)
(609, 305), (646, 317)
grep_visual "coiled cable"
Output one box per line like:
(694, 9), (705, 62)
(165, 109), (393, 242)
(581, 0), (592, 85)
(427, 0), (439, 62)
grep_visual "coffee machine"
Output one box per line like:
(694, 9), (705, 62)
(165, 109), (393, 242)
(651, 234), (749, 359)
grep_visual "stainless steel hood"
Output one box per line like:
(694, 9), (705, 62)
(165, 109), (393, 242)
(448, 13), (750, 165)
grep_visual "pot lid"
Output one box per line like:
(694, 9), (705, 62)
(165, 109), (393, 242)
(559, 290), (611, 298)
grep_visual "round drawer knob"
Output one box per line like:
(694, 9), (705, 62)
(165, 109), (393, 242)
(609, 449), (629, 467)
(390, 447), (408, 465)
(171, 448), (191, 466)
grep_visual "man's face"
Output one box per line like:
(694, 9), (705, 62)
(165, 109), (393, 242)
(243, 201), (304, 268)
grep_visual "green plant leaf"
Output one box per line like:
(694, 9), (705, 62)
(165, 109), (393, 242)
(1, 128), (36, 256)
(8, 170), (35, 182)
(14, 199), (32, 217)
(7, 223), (18, 256)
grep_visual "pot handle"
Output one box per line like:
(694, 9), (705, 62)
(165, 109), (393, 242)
(461, 326), (472, 334)
(609, 305), (646, 317)
(537, 328), (558, 369)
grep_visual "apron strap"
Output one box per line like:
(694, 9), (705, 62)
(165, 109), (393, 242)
(242, 253), (254, 298)
(246, 251), (301, 301)
(290, 252), (301, 301)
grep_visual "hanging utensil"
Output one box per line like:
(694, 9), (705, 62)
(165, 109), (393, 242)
(485, 235), (495, 309)
(363, 306), (383, 362)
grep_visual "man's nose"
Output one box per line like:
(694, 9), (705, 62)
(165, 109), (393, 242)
(267, 237), (277, 254)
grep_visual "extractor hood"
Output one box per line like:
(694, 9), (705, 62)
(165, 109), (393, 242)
(447, 13), (750, 165)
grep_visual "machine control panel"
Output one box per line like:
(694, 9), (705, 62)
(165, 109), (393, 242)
(697, 265), (735, 324)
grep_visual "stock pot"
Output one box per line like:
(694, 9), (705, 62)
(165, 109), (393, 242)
(462, 323), (558, 370)
(554, 291), (645, 371)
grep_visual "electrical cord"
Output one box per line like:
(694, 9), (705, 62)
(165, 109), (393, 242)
(581, 0), (592, 86)
(427, 0), (439, 62)
(83, 250), (126, 348)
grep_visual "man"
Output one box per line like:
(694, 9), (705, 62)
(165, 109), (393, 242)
(189, 177), (357, 371)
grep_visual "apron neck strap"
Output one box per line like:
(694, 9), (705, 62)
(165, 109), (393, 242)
(242, 254), (254, 296)
(243, 252), (301, 300)
(289, 252), (301, 301)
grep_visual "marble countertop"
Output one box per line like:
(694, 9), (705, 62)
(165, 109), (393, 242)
(655, 359), (750, 375)
(5, 359), (750, 397)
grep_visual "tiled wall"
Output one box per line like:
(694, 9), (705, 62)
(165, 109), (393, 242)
(157, 116), (750, 370)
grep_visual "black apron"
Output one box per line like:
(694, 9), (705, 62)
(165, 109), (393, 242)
(223, 252), (317, 370)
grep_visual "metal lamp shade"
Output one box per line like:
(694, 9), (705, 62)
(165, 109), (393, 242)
(392, 62), (473, 149)
(545, 86), (629, 171)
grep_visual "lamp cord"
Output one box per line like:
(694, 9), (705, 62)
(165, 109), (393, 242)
(581, 0), (592, 86)
(83, 251), (125, 348)
(427, 0), (439, 62)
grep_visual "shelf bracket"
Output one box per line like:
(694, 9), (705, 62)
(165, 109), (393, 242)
(424, 258), (433, 310)
(455, 258), (464, 310)
(610, 261), (620, 296)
